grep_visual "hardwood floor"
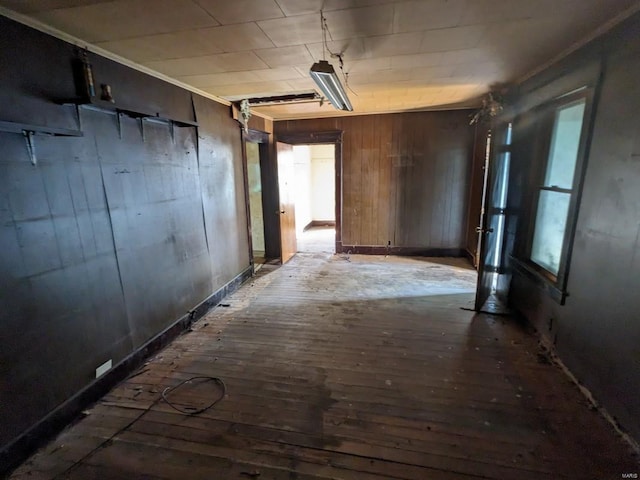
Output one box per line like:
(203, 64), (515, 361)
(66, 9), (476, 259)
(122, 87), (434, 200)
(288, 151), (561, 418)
(10, 253), (637, 479)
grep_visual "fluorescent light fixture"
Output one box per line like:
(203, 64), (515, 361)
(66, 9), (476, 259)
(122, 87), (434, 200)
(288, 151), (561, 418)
(309, 60), (353, 111)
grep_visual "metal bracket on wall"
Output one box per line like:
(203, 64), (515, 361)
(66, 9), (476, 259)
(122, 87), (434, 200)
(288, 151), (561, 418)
(60, 99), (198, 143)
(74, 104), (83, 131)
(117, 112), (123, 139)
(23, 131), (37, 165)
(0, 120), (83, 167)
(138, 117), (145, 143)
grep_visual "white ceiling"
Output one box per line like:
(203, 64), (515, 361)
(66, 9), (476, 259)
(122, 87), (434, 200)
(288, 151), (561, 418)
(1, 0), (638, 119)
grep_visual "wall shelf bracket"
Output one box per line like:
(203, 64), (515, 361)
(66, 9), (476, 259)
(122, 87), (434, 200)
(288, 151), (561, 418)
(0, 120), (83, 166)
(23, 131), (37, 165)
(62, 98), (199, 139)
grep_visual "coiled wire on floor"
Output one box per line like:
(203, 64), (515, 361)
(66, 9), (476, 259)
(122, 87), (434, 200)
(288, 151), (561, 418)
(161, 375), (226, 415)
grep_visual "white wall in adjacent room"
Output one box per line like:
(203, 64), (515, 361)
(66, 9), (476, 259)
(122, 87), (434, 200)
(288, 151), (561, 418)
(293, 145), (312, 235)
(310, 144), (335, 221)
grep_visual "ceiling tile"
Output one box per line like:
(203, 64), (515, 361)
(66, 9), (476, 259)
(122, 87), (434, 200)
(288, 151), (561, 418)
(254, 100), (338, 118)
(0, 0), (111, 13)
(323, 4), (394, 40)
(348, 68), (414, 85)
(409, 65), (455, 80)
(273, 0), (395, 17)
(2, 0), (634, 119)
(393, 0), (466, 33)
(32, 0), (219, 42)
(182, 67), (302, 89)
(420, 25), (486, 52)
(176, 71), (260, 88)
(95, 23), (275, 62)
(202, 23), (278, 51)
(194, 0), (284, 24)
(257, 13), (323, 46)
(362, 32), (424, 57)
(144, 51), (268, 76)
(347, 57), (392, 73)
(96, 29), (224, 62)
(390, 52), (442, 68)
(254, 45), (314, 67)
(211, 81), (297, 97)
(305, 38), (368, 62)
(439, 48), (496, 65)
(458, 0), (541, 25)
(271, 0), (322, 16)
(252, 67), (304, 81)
(286, 78), (317, 90)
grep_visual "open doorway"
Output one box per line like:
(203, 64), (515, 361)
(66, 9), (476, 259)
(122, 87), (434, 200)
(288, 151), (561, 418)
(275, 130), (343, 261)
(291, 144), (336, 254)
(245, 141), (266, 264)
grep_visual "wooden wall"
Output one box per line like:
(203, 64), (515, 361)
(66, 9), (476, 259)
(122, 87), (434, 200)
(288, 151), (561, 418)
(506, 12), (640, 441)
(276, 110), (475, 255)
(0, 16), (250, 473)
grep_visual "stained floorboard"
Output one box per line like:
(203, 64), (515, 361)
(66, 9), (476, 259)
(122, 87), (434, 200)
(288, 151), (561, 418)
(10, 252), (638, 479)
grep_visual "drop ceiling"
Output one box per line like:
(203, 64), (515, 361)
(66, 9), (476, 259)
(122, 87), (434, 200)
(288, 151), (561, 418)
(0, 0), (637, 119)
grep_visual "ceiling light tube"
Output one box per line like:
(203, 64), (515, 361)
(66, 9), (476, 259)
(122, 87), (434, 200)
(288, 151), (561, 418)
(309, 60), (353, 111)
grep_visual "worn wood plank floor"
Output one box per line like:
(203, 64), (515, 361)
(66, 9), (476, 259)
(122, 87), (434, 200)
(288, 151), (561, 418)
(10, 253), (638, 480)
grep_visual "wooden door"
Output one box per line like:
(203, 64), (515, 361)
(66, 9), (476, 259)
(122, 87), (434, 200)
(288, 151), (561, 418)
(276, 142), (297, 263)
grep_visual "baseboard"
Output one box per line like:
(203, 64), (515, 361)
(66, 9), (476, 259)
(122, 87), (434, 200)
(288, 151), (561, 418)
(464, 248), (478, 269)
(0, 265), (253, 478)
(303, 220), (336, 231)
(338, 245), (465, 257)
(536, 333), (640, 456)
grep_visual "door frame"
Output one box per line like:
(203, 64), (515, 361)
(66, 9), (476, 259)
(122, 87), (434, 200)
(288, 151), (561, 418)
(241, 128), (270, 267)
(275, 130), (344, 254)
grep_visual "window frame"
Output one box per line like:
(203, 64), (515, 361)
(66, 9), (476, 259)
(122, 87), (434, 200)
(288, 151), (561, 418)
(517, 88), (595, 303)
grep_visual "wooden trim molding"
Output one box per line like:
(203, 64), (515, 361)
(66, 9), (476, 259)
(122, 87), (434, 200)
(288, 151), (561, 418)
(276, 130), (343, 145)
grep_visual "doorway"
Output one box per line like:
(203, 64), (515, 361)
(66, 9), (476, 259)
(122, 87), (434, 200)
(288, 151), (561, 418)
(245, 141), (266, 263)
(275, 130), (343, 261)
(292, 144), (336, 254)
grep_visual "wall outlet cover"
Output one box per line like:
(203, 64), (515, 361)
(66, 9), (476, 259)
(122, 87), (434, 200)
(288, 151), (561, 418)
(95, 359), (112, 378)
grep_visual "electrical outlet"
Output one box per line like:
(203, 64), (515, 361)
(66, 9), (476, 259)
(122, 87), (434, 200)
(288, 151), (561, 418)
(95, 359), (112, 378)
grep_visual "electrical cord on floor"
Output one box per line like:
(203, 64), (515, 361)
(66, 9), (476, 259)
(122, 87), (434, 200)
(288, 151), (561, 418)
(52, 375), (225, 479)
(161, 376), (226, 415)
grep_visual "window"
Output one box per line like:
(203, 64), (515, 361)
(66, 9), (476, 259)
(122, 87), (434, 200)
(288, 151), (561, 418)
(530, 96), (587, 281)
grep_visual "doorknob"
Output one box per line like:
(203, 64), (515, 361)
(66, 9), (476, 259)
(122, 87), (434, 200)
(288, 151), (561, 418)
(277, 210), (285, 214)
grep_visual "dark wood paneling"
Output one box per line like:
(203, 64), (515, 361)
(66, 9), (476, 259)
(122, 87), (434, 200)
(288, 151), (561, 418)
(276, 111), (475, 252)
(193, 95), (250, 288)
(0, 266), (252, 477)
(0, 17), (250, 471)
